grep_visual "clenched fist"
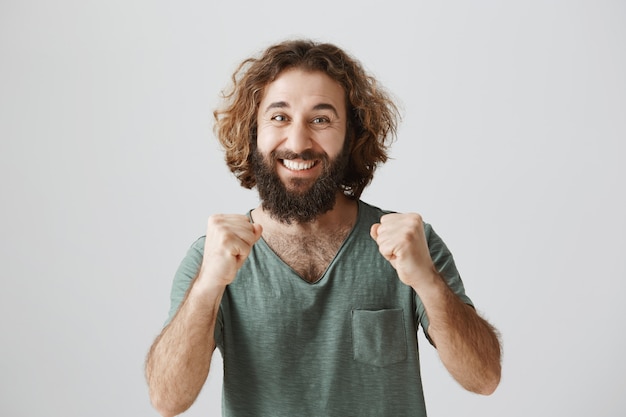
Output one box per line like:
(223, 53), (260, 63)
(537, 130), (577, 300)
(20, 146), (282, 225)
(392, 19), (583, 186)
(370, 213), (438, 289)
(198, 214), (263, 288)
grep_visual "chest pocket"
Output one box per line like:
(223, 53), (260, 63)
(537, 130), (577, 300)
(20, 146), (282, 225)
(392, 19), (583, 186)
(351, 308), (407, 367)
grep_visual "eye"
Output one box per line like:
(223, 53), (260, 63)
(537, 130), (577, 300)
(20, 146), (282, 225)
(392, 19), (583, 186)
(271, 114), (288, 122)
(311, 116), (331, 125)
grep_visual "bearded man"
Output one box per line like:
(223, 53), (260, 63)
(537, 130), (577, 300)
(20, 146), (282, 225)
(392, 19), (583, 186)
(145, 39), (502, 417)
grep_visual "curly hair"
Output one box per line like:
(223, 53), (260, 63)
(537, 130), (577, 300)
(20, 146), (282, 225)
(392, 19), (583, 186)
(213, 39), (400, 199)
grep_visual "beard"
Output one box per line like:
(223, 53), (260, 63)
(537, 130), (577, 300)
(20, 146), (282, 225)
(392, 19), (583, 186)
(251, 144), (349, 224)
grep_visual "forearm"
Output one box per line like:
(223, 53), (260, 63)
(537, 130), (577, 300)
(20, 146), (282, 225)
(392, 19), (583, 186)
(145, 280), (225, 417)
(416, 273), (501, 395)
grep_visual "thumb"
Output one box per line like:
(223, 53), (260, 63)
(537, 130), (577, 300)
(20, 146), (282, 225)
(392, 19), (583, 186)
(370, 223), (380, 241)
(252, 223), (263, 241)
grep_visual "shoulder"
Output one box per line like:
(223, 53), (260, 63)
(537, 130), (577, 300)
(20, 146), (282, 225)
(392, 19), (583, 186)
(357, 200), (393, 221)
(358, 200), (434, 233)
(189, 235), (205, 253)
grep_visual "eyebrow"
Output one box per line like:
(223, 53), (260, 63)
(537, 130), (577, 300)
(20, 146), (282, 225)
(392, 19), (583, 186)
(263, 101), (340, 117)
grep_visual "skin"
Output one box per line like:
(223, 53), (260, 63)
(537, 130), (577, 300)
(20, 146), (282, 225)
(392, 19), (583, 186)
(255, 68), (347, 195)
(145, 69), (501, 417)
(370, 214), (501, 394)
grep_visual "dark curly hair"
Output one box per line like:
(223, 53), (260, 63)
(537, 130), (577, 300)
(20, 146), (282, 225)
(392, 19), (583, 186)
(213, 39), (400, 199)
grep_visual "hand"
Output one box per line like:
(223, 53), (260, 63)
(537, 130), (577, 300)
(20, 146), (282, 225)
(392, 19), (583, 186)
(370, 213), (437, 289)
(198, 214), (263, 288)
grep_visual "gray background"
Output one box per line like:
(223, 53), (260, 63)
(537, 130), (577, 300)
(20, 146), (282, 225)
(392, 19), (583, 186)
(1, 1), (625, 416)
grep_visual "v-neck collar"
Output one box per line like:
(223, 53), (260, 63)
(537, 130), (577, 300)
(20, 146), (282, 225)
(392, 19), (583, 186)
(246, 201), (362, 285)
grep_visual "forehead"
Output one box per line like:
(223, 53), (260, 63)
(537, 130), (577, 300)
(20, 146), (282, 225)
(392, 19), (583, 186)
(259, 68), (346, 111)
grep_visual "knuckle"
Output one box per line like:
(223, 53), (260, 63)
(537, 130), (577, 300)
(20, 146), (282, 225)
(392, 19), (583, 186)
(207, 213), (225, 226)
(407, 213), (423, 228)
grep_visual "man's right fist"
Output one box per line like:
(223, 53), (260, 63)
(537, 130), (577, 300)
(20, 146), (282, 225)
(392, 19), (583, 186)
(198, 214), (263, 288)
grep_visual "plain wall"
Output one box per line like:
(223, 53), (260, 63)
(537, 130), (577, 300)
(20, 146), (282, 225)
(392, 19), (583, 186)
(1, 1), (625, 416)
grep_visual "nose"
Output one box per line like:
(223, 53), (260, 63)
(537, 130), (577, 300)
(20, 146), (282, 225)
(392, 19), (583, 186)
(284, 119), (313, 154)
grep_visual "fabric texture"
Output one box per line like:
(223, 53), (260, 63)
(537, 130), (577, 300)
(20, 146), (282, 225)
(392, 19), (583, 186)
(166, 200), (473, 417)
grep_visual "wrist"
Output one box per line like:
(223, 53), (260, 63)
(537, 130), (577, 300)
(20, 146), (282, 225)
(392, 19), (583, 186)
(197, 261), (235, 288)
(409, 268), (446, 299)
(188, 271), (228, 306)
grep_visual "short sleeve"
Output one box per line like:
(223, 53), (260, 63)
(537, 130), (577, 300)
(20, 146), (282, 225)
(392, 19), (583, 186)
(163, 237), (226, 351)
(164, 237), (205, 326)
(415, 224), (474, 344)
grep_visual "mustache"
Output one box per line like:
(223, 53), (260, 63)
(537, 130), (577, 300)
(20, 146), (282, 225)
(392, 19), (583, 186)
(271, 149), (327, 161)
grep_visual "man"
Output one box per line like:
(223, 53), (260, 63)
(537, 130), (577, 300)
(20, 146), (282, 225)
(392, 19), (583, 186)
(145, 39), (501, 417)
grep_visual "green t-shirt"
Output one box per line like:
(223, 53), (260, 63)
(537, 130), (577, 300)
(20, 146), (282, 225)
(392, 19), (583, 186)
(167, 200), (473, 417)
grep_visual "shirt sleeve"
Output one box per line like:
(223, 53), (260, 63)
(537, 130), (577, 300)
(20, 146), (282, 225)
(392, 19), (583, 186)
(163, 237), (206, 326)
(415, 223), (474, 345)
(163, 236), (225, 351)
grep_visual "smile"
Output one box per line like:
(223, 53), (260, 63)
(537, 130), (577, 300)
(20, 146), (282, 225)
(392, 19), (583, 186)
(281, 159), (318, 171)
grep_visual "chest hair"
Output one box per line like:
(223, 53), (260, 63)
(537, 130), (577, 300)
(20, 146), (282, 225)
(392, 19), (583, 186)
(264, 226), (352, 283)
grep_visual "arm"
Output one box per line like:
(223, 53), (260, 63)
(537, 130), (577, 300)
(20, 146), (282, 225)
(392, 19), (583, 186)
(412, 270), (501, 394)
(370, 213), (501, 395)
(145, 279), (224, 417)
(145, 215), (263, 417)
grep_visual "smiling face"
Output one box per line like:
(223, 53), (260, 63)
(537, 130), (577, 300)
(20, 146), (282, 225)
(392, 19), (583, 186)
(256, 68), (348, 189)
(253, 68), (350, 223)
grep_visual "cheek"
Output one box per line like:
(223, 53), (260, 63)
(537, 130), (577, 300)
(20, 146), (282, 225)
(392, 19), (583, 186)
(322, 135), (346, 158)
(255, 127), (278, 153)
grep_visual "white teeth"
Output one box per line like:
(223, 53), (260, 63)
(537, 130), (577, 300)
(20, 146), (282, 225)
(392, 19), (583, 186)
(282, 160), (315, 170)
